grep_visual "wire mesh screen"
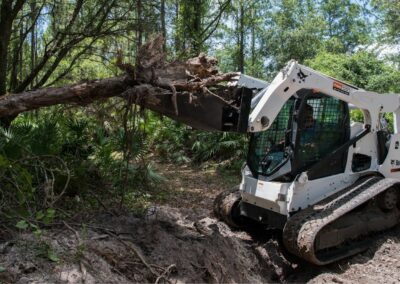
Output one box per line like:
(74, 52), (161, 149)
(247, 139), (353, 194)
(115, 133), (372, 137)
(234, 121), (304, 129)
(248, 99), (294, 177)
(296, 95), (348, 169)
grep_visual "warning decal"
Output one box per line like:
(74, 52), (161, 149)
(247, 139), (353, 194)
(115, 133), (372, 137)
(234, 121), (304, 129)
(333, 81), (350, 96)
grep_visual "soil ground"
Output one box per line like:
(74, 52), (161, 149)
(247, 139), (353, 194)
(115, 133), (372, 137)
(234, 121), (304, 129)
(1, 160), (400, 283)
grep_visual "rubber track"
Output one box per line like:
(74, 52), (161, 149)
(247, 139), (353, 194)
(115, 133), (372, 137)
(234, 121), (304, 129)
(283, 176), (399, 265)
(213, 187), (241, 228)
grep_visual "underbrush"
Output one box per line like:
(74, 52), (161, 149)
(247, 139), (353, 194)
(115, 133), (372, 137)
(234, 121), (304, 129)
(148, 114), (248, 171)
(0, 107), (246, 235)
(0, 107), (163, 232)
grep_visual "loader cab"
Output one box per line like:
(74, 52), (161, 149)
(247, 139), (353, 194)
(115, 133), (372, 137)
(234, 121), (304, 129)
(247, 90), (350, 181)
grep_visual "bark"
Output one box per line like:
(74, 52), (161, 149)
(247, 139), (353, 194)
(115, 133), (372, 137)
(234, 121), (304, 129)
(0, 76), (131, 117)
(30, 0), (37, 88)
(10, 32), (20, 91)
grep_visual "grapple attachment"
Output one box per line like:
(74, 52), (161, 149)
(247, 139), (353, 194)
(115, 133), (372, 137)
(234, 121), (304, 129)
(137, 87), (253, 133)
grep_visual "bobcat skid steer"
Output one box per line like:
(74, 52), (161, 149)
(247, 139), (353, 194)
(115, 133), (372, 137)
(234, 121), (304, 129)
(213, 61), (400, 265)
(145, 60), (400, 265)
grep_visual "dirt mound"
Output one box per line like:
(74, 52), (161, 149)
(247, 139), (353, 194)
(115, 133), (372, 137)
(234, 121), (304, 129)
(1, 205), (400, 284)
(0, 206), (275, 283)
(2, 161), (400, 283)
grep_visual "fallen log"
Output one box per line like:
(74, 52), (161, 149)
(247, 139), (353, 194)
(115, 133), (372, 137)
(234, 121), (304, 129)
(0, 76), (130, 117)
(1, 35), (243, 131)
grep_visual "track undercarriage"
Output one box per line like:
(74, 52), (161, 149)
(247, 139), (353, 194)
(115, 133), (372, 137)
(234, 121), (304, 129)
(214, 176), (400, 265)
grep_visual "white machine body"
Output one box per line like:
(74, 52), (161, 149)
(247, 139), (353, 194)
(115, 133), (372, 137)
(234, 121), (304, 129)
(239, 61), (400, 216)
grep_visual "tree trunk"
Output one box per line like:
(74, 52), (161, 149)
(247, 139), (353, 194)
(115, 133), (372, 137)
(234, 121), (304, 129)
(136, 0), (143, 55)
(251, 8), (256, 67)
(19, 24), (24, 88)
(160, 0), (166, 52)
(10, 33), (20, 91)
(193, 0), (203, 55)
(0, 0), (25, 127)
(0, 76), (131, 117)
(30, 0), (37, 88)
(238, 1), (245, 73)
(0, 1), (13, 97)
(174, 0), (181, 53)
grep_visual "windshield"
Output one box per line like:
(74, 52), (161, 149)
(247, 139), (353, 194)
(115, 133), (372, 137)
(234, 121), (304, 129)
(247, 99), (294, 178)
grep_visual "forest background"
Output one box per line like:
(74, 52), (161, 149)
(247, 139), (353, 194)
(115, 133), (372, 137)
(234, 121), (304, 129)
(0, 0), (399, 229)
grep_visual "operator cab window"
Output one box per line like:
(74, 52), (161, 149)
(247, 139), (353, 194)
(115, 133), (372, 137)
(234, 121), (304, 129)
(247, 98), (294, 178)
(294, 93), (349, 178)
(247, 92), (349, 181)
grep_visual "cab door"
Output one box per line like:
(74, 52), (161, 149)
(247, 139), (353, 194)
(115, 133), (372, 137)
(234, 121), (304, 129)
(292, 92), (350, 179)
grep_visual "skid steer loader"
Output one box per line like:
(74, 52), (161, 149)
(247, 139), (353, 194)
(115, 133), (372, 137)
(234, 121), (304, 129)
(151, 60), (400, 265)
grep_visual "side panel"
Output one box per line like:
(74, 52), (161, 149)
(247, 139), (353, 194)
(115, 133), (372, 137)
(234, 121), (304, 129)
(289, 128), (380, 212)
(379, 133), (400, 179)
(241, 172), (359, 215)
(286, 173), (359, 212)
(241, 175), (290, 215)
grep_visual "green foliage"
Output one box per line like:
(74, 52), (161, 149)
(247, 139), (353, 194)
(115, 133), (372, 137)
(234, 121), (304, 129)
(36, 208), (56, 225)
(15, 219), (44, 236)
(0, 107), (164, 228)
(320, 0), (370, 52)
(149, 119), (191, 164)
(191, 132), (247, 166)
(46, 249), (60, 263)
(263, 0), (325, 71)
(213, 0), (374, 77)
(15, 220), (29, 230)
(372, 0), (400, 43)
(149, 115), (247, 170)
(306, 51), (400, 93)
(176, 0), (209, 55)
(307, 50), (400, 128)
(175, 0), (231, 57)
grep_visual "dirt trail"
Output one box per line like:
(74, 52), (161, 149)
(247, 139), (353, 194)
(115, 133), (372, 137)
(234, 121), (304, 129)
(1, 161), (400, 283)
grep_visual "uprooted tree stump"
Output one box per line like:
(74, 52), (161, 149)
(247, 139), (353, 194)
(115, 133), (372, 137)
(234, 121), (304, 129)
(0, 35), (241, 130)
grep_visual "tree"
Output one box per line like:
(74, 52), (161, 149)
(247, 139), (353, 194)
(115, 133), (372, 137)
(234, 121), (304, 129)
(320, 0), (370, 52)
(0, 0), (25, 98)
(175, 0), (230, 56)
(306, 51), (400, 93)
(372, 0), (400, 43)
(262, 0), (325, 72)
(213, 0), (266, 76)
